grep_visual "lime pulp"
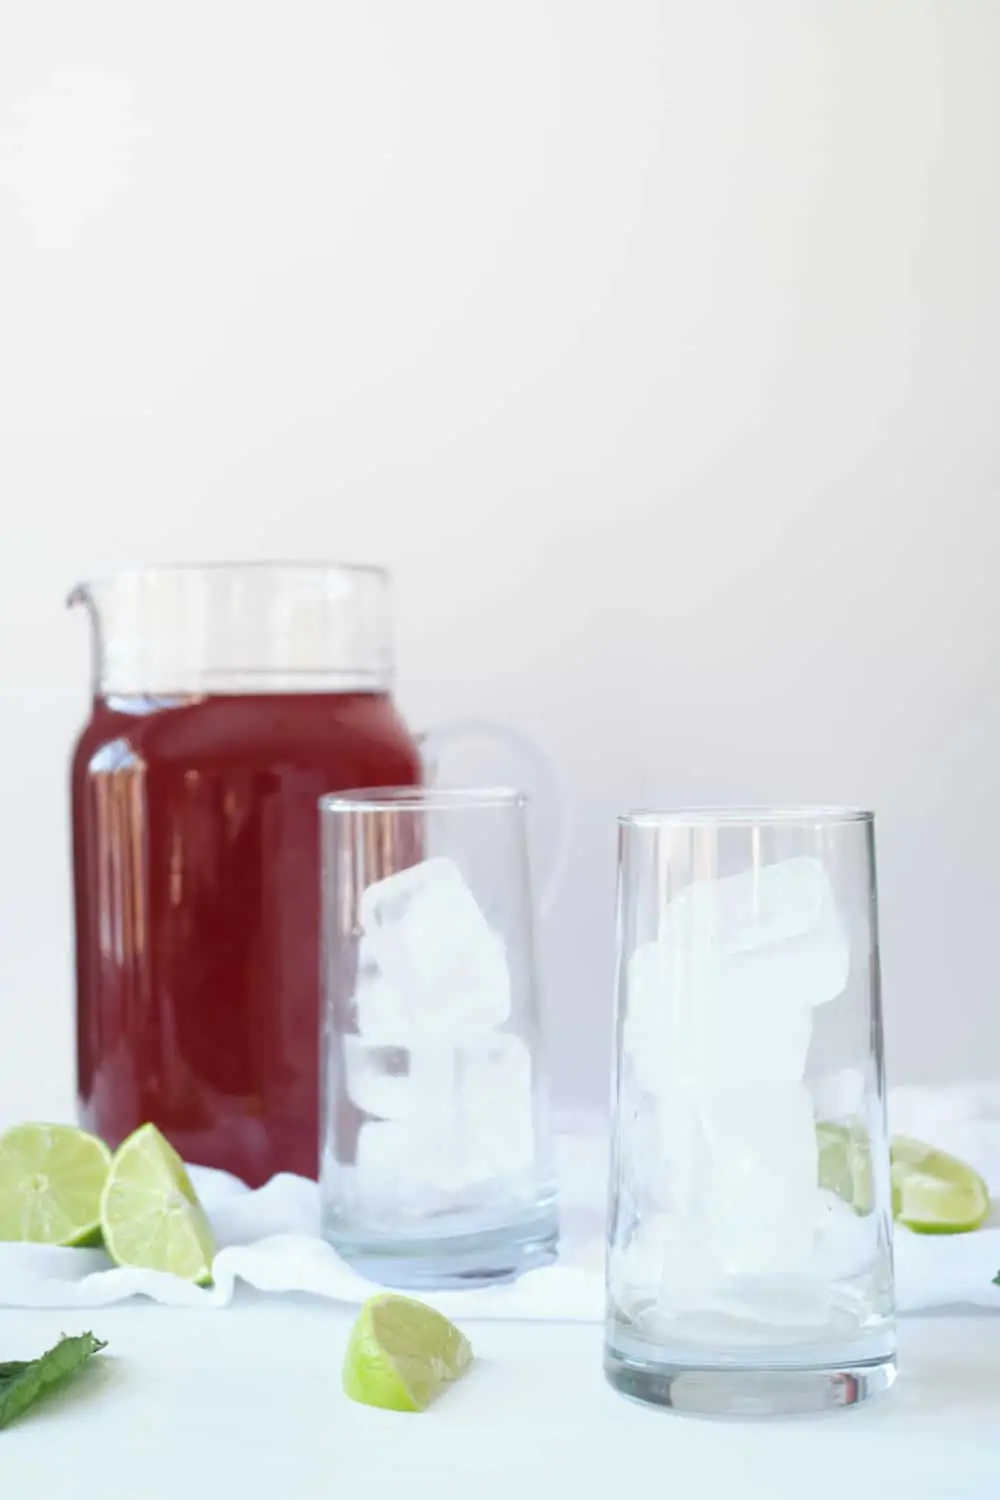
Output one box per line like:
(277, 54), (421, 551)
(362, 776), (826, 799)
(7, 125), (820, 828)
(0, 1123), (111, 1246)
(343, 1294), (473, 1412)
(891, 1135), (990, 1234)
(100, 1122), (216, 1283)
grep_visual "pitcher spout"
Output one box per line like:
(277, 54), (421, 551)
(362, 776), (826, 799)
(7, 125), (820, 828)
(68, 580), (107, 695)
(67, 581), (93, 611)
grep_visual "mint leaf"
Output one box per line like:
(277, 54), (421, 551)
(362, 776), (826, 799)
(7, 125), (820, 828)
(0, 1363), (31, 1391)
(0, 1333), (107, 1431)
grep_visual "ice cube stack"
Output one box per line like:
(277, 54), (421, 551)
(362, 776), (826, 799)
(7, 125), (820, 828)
(346, 856), (535, 1212)
(620, 857), (851, 1316)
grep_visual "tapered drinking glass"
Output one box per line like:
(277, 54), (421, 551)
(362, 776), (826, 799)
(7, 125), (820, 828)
(605, 807), (895, 1417)
(319, 786), (558, 1288)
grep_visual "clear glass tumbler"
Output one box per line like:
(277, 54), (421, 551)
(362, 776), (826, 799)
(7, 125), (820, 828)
(605, 808), (896, 1416)
(319, 786), (558, 1287)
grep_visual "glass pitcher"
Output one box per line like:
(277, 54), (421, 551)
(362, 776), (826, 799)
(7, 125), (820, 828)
(69, 563), (562, 1187)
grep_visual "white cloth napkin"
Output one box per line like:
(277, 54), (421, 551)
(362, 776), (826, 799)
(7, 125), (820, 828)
(2, 1090), (1000, 1318)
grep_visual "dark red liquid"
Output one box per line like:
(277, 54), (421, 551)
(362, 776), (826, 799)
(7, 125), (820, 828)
(71, 692), (421, 1185)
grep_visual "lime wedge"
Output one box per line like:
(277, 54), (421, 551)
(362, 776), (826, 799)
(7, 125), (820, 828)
(817, 1120), (875, 1215)
(0, 1123), (111, 1246)
(100, 1123), (216, 1283)
(891, 1135), (990, 1234)
(343, 1295), (473, 1412)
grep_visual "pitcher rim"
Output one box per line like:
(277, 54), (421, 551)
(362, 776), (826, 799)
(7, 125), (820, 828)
(70, 559), (389, 592)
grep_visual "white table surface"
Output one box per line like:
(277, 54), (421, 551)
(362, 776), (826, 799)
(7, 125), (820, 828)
(0, 1299), (998, 1498)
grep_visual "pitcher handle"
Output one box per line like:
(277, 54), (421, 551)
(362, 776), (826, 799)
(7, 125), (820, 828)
(417, 719), (570, 915)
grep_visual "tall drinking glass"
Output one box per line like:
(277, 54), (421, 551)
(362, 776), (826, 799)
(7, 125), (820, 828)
(319, 787), (558, 1287)
(605, 808), (895, 1416)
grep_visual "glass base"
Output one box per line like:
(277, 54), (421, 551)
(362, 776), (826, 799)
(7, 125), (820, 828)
(326, 1207), (559, 1290)
(605, 1347), (897, 1418)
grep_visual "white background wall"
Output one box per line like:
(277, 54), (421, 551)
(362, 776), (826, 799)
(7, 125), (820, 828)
(1, 1), (998, 1125)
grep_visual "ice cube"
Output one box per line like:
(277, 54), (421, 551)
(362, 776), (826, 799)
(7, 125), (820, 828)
(615, 1219), (832, 1334)
(359, 857), (511, 1039)
(815, 1187), (873, 1280)
(697, 1084), (819, 1277)
(622, 942), (690, 1096)
(623, 859), (847, 1098)
(618, 1087), (820, 1302)
(634, 1084), (826, 1325)
(354, 1119), (467, 1214)
(351, 938), (414, 1042)
(354, 1117), (408, 1176)
(612, 1212), (716, 1322)
(663, 857), (849, 1010)
(614, 1214), (677, 1298)
(455, 1033), (535, 1179)
(811, 1066), (867, 1121)
(350, 1034), (536, 1207)
(623, 940), (813, 1094)
(342, 1037), (455, 1121)
(698, 988), (813, 1090)
(617, 1057), (698, 1215)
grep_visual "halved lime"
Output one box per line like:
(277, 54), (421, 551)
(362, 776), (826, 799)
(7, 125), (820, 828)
(343, 1294), (473, 1412)
(891, 1135), (990, 1234)
(817, 1120), (875, 1215)
(0, 1123), (111, 1245)
(100, 1123), (216, 1283)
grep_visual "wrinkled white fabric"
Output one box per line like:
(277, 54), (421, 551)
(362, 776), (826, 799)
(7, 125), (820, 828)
(1, 1092), (998, 1318)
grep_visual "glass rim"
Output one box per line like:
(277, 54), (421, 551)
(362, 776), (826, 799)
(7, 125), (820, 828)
(320, 785), (527, 813)
(620, 805), (873, 828)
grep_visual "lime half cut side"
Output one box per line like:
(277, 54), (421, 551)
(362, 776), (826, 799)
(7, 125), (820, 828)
(891, 1135), (990, 1234)
(343, 1294), (473, 1412)
(0, 1123), (111, 1246)
(100, 1123), (216, 1283)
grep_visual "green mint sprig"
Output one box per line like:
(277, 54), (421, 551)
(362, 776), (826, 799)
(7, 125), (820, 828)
(0, 1333), (107, 1431)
